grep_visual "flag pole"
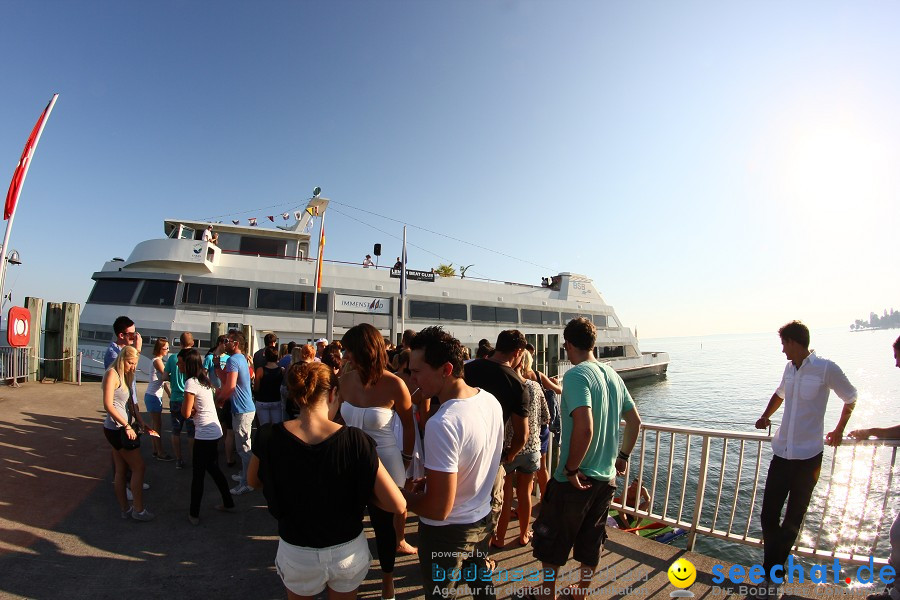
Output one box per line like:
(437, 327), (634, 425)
(1, 94), (59, 302)
(311, 210), (326, 340)
(400, 225), (407, 335)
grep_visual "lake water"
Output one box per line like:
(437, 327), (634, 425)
(623, 327), (900, 571)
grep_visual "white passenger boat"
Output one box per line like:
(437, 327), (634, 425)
(78, 196), (668, 381)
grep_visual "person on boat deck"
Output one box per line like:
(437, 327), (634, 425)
(202, 224), (213, 242)
(405, 326), (504, 600)
(527, 317), (641, 600)
(363, 254), (374, 268)
(393, 257), (402, 270)
(755, 320), (857, 599)
(849, 335), (900, 600)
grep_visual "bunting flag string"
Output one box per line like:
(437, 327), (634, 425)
(281, 212), (290, 220)
(267, 215), (274, 222)
(248, 218), (257, 226)
(232, 220), (240, 225)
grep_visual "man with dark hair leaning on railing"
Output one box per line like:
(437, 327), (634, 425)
(850, 335), (900, 600)
(755, 320), (858, 600)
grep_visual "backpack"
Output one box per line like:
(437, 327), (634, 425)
(545, 387), (561, 434)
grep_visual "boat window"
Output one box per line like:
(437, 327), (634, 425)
(409, 301), (467, 321)
(596, 345), (624, 359)
(521, 309), (542, 324)
(593, 314), (608, 328)
(257, 288), (327, 313)
(471, 305), (519, 323)
(182, 283), (250, 308)
(522, 309), (559, 325)
(88, 279), (140, 304)
(215, 285), (251, 308)
(179, 226), (195, 240)
(136, 280), (178, 307)
(240, 236), (287, 258)
(607, 315), (619, 328)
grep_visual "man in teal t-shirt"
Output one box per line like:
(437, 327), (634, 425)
(530, 317), (642, 600)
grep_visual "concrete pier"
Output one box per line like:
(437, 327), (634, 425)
(0, 382), (869, 599)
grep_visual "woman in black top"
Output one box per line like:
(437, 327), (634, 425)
(249, 362), (405, 600)
(254, 346), (284, 425)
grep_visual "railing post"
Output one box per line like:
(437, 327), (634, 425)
(686, 435), (712, 551)
(77, 352), (83, 386)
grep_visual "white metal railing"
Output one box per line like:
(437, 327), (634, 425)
(0, 346), (29, 384)
(610, 421), (899, 566)
(0, 347), (83, 385)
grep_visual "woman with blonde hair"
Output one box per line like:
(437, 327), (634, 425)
(249, 362), (405, 600)
(339, 324), (415, 599)
(491, 349), (548, 547)
(102, 345), (154, 521)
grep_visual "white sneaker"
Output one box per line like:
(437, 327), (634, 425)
(126, 487), (133, 501)
(231, 474), (242, 482)
(230, 484), (254, 496)
(131, 508), (155, 522)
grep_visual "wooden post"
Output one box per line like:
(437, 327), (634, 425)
(210, 322), (225, 350)
(24, 297), (43, 382)
(44, 303), (62, 380)
(61, 302), (80, 382)
(242, 324), (254, 358)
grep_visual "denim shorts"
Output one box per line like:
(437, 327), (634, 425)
(504, 450), (541, 474)
(144, 393), (163, 413)
(169, 402), (195, 436)
(275, 531), (371, 596)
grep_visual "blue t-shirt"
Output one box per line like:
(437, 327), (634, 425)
(165, 354), (186, 404)
(554, 360), (635, 483)
(226, 353), (254, 414)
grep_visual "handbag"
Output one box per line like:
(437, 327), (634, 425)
(118, 393), (142, 450)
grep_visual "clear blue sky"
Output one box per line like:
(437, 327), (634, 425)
(1, 1), (897, 338)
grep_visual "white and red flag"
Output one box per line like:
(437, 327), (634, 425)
(5, 94), (58, 220)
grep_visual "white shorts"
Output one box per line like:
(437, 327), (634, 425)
(275, 531), (372, 596)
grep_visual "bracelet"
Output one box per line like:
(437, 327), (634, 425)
(564, 464), (579, 476)
(617, 451), (629, 461)
(401, 452), (413, 461)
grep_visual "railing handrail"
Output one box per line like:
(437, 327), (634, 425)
(600, 419), (899, 566)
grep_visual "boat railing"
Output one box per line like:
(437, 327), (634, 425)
(603, 420), (898, 566)
(215, 250), (550, 288)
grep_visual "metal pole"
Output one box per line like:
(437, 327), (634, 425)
(400, 225), (407, 335)
(78, 351), (83, 386)
(311, 211), (326, 339)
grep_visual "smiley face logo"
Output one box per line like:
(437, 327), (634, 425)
(668, 558), (696, 589)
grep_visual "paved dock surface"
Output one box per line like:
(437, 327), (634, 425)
(0, 382), (870, 600)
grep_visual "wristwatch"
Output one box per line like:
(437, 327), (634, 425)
(564, 464), (579, 477)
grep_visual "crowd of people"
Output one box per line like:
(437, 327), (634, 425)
(99, 314), (900, 600)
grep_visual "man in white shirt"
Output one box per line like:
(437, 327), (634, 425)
(405, 326), (503, 600)
(362, 254), (374, 268)
(755, 320), (857, 599)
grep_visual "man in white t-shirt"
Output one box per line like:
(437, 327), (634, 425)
(406, 326), (503, 600)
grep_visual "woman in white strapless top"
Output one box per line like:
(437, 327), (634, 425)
(340, 403), (407, 486)
(339, 324), (415, 600)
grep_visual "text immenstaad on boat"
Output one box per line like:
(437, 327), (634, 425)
(78, 196), (669, 381)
